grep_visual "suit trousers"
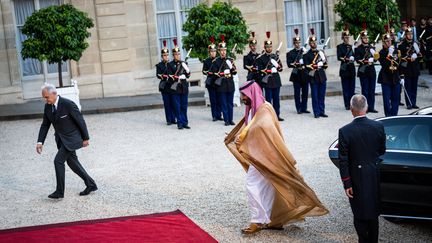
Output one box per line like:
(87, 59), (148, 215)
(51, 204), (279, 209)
(353, 217), (379, 243)
(359, 77), (376, 111)
(207, 87), (221, 119)
(54, 144), (96, 195)
(264, 87), (281, 117)
(161, 92), (176, 123)
(341, 77), (356, 109)
(381, 83), (401, 117)
(404, 76), (419, 107)
(293, 82), (309, 113)
(218, 91), (234, 123)
(310, 82), (326, 116)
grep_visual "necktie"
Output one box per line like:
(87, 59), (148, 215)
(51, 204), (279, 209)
(52, 105), (57, 115)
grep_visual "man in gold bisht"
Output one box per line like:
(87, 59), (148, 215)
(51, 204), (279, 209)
(225, 80), (328, 234)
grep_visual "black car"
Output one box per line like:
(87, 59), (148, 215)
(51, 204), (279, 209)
(329, 115), (432, 221)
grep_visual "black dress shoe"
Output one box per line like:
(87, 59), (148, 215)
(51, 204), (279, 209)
(368, 109), (378, 113)
(224, 122), (229, 126)
(302, 110), (311, 114)
(178, 126), (183, 130)
(183, 125), (191, 129)
(167, 122), (173, 126)
(314, 115), (320, 118)
(217, 117), (224, 121)
(212, 118), (217, 122)
(48, 191), (64, 199)
(407, 106), (412, 110)
(278, 117), (284, 121)
(229, 121), (236, 125)
(79, 186), (98, 196)
(320, 114), (328, 118)
(412, 105), (419, 109)
(345, 107), (350, 110)
(399, 102), (404, 106)
(297, 111), (302, 114)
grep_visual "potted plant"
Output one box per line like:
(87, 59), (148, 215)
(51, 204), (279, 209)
(21, 4), (94, 110)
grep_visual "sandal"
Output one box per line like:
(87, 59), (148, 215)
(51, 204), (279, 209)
(241, 223), (264, 234)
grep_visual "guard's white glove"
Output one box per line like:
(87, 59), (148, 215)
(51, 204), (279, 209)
(370, 48), (376, 55)
(181, 62), (190, 73)
(270, 59), (279, 68)
(224, 69), (230, 75)
(302, 47), (307, 52)
(317, 61), (323, 67)
(179, 74), (186, 80)
(389, 46), (395, 55)
(413, 42), (420, 54)
(318, 51), (326, 62)
(299, 58), (304, 65)
(368, 57), (374, 63)
(411, 53), (417, 60)
(225, 59), (233, 69)
(400, 78), (405, 86)
(271, 67), (277, 73)
(349, 56), (355, 61)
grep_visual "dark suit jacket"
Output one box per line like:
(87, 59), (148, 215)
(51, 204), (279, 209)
(37, 96), (89, 151)
(338, 116), (386, 219)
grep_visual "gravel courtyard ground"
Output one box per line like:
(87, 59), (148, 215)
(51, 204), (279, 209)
(1, 88), (431, 242)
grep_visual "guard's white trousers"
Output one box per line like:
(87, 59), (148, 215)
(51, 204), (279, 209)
(246, 165), (275, 224)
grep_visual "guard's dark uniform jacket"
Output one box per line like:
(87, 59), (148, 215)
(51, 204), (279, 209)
(210, 57), (236, 93)
(377, 48), (401, 85)
(354, 44), (376, 78)
(303, 49), (327, 84)
(398, 41), (420, 78)
(243, 51), (259, 81)
(255, 53), (282, 88)
(337, 43), (356, 78)
(286, 48), (307, 84)
(167, 60), (190, 94)
(156, 61), (172, 93)
(202, 57), (217, 88)
(338, 117), (386, 219)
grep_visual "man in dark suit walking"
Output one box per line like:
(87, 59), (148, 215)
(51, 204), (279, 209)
(36, 83), (97, 199)
(338, 94), (386, 243)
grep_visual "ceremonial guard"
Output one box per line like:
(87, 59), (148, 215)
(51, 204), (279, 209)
(378, 27), (402, 117)
(286, 28), (310, 114)
(168, 39), (191, 130)
(243, 32), (259, 82)
(398, 26), (421, 109)
(355, 23), (378, 113)
(203, 36), (222, 121)
(211, 34), (237, 126)
(337, 25), (357, 110)
(156, 40), (176, 125)
(256, 31), (284, 121)
(304, 28), (328, 118)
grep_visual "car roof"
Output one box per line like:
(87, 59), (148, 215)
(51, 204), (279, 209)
(376, 115), (432, 122)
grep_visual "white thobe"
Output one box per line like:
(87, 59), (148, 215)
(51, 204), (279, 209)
(245, 110), (275, 224)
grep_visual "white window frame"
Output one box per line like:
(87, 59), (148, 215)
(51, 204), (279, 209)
(154, 0), (201, 64)
(12, 0), (69, 82)
(283, 0), (329, 48)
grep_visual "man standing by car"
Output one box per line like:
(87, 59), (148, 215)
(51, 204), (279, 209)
(338, 94), (386, 243)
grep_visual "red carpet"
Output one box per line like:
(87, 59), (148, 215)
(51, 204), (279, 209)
(0, 210), (217, 243)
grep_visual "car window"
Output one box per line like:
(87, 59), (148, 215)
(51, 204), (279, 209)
(381, 118), (432, 152)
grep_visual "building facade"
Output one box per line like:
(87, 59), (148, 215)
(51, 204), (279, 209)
(0, 0), (423, 105)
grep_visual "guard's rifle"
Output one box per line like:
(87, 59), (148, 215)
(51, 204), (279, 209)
(170, 48), (192, 90)
(214, 44), (237, 86)
(306, 37), (330, 77)
(358, 34), (380, 73)
(291, 42), (309, 72)
(341, 34), (360, 71)
(260, 42), (283, 84)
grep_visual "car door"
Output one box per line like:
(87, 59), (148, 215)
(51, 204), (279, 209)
(379, 116), (432, 219)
